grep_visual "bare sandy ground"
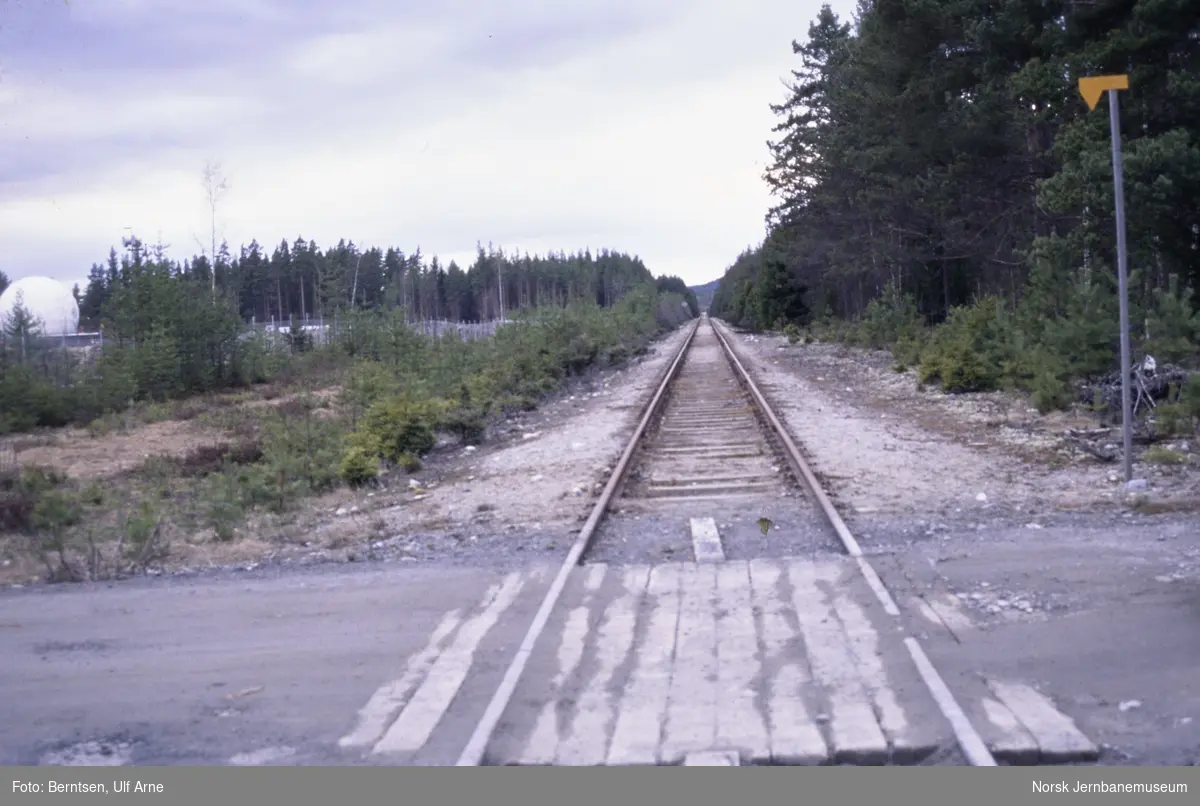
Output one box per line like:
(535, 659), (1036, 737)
(718, 323), (1199, 522)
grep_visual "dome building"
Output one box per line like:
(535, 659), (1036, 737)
(0, 276), (81, 337)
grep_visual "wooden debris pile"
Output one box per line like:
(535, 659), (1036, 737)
(1062, 427), (1138, 463)
(1076, 355), (1191, 421)
(1067, 356), (1196, 462)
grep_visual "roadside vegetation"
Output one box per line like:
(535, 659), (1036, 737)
(709, 0), (1200, 427)
(0, 236), (698, 583)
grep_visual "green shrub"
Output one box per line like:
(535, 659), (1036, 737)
(853, 286), (926, 350)
(256, 404), (346, 502)
(355, 393), (441, 463)
(1019, 349), (1073, 414)
(1179, 375), (1200, 420)
(340, 360), (401, 427)
(0, 464), (66, 533)
(440, 384), (489, 445)
(893, 333), (925, 367)
(1142, 275), (1200, 365)
(124, 500), (161, 550)
(1143, 446), (1188, 465)
(1155, 377), (1200, 435)
(918, 297), (1014, 393)
(1153, 403), (1190, 437)
(339, 446), (381, 488)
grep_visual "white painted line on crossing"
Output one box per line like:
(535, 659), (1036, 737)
(519, 607), (589, 764)
(980, 696), (1040, 764)
(684, 750), (740, 766)
(788, 559), (888, 764)
(987, 681), (1098, 762)
(372, 571), (527, 755)
(583, 564), (608, 594)
(915, 595), (976, 641)
(607, 564), (683, 765)
(689, 517), (725, 564)
(660, 563), (719, 764)
(748, 559), (828, 765)
(854, 556), (900, 617)
(827, 579), (915, 760)
(903, 638), (996, 766)
(339, 609), (464, 749)
(228, 745), (296, 766)
(518, 565), (609, 765)
(555, 566), (649, 766)
(714, 562), (769, 763)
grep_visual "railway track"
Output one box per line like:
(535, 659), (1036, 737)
(337, 314), (1101, 768)
(618, 322), (795, 504)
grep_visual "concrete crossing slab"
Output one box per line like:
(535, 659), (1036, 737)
(689, 517), (726, 563)
(987, 681), (1099, 764)
(607, 564), (682, 765)
(488, 556), (959, 766)
(1, 550), (1110, 768)
(949, 676), (1100, 765)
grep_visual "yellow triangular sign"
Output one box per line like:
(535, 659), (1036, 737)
(1078, 75), (1129, 110)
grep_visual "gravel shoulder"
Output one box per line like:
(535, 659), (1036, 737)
(719, 323), (1200, 528)
(718, 320), (1200, 765)
(2, 323), (695, 588)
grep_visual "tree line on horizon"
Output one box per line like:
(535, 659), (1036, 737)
(69, 236), (695, 332)
(0, 232), (699, 435)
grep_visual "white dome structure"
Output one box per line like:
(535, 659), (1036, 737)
(0, 276), (80, 337)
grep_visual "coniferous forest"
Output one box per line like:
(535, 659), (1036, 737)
(73, 238), (680, 331)
(0, 230), (698, 575)
(710, 0), (1199, 413)
(0, 234), (698, 436)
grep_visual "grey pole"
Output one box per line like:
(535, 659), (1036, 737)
(1108, 88), (1134, 483)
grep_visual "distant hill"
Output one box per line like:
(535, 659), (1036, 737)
(688, 279), (720, 312)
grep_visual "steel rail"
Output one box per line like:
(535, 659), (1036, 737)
(707, 316), (996, 767)
(454, 318), (701, 766)
(456, 314), (995, 767)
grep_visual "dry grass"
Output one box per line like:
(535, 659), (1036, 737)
(14, 420), (231, 481)
(1130, 496), (1200, 515)
(0, 381), (361, 585)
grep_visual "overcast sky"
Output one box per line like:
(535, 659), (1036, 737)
(0, 0), (856, 290)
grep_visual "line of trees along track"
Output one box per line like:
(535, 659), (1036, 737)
(711, 0), (1200, 415)
(0, 234), (699, 436)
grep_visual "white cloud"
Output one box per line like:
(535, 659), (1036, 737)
(0, 0), (857, 288)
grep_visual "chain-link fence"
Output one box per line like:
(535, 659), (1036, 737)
(241, 315), (506, 347)
(1, 314), (510, 357)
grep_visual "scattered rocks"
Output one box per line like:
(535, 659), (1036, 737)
(41, 739), (134, 766)
(959, 585), (1041, 615)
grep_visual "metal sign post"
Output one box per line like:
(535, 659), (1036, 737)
(1079, 74), (1133, 483)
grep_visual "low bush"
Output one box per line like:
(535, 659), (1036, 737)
(917, 297), (1015, 394)
(338, 445), (381, 488)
